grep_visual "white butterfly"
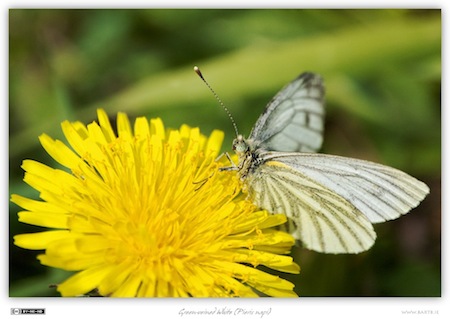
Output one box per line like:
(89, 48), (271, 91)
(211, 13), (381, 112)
(195, 68), (430, 254)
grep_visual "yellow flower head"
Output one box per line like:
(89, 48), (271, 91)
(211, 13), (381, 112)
(12, 109), (299, 297)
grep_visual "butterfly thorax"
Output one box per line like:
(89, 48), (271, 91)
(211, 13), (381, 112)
(232, 135), (264, 181)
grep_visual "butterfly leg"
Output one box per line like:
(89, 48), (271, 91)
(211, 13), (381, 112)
(217, 152), (239, 172)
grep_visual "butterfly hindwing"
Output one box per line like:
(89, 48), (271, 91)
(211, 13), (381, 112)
(246, 160), (376, 253)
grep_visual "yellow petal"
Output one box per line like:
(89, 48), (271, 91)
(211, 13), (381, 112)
(18, 211), (69, 228)
(57, 265), (113, 296)
(14, 230), (70, 250)
(97, 109), (117, 143)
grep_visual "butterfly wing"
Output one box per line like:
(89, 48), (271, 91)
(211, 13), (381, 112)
(246, 160), (376, 253)
(245, 152), (429, 254)
(249, 72), (325, 153)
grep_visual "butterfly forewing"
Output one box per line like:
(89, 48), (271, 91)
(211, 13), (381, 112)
(249, 72), (325, 153)
(263, 152), (430, 224)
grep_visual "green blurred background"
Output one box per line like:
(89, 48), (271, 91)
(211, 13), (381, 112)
(9, 9), (441, 297)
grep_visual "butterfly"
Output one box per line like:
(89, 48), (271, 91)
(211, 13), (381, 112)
(195, 67), (430, 254)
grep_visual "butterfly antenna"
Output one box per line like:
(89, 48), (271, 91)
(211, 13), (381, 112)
(194, 66), (239, 137)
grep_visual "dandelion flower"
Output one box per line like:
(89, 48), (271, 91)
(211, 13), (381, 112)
(12, 109), (300, 297)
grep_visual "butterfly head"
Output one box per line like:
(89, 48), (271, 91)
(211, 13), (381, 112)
(232, 135), (250, 155)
